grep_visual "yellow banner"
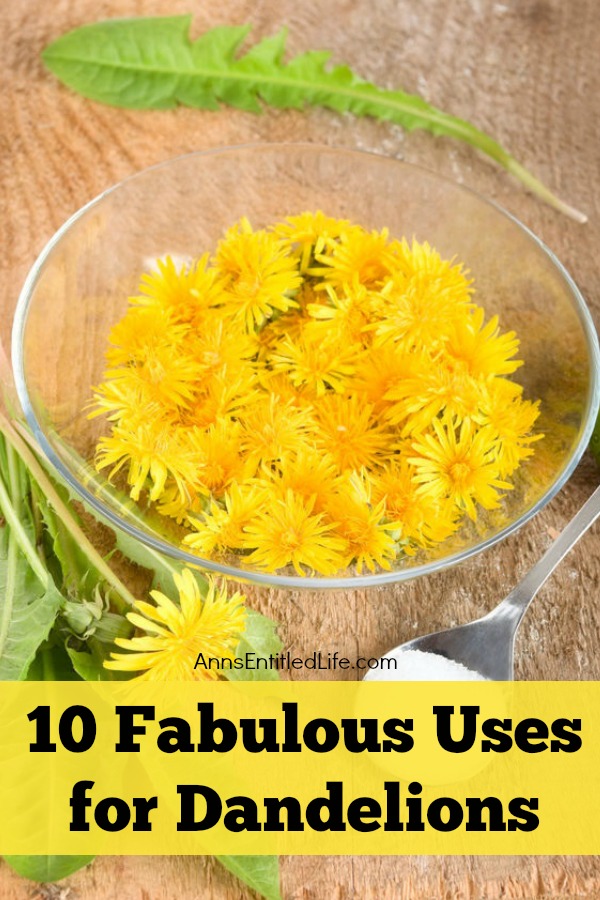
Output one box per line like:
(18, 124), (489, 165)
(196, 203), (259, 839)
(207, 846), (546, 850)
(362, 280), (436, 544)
(0, 681), (597, 855)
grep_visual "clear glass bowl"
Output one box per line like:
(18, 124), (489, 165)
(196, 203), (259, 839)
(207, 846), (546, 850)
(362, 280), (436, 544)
(11, 144), (600, 589)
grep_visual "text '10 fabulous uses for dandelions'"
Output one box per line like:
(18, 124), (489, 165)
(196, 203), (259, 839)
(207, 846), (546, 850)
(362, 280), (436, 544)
(26, 699), (581, 837)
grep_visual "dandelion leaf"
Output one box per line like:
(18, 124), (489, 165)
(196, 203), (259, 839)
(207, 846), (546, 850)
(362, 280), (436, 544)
(40, 16), (585, 219)
(0, 524), (63, 681)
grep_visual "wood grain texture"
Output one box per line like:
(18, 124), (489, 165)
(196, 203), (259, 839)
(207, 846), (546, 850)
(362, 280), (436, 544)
(1, 0), (600, 896)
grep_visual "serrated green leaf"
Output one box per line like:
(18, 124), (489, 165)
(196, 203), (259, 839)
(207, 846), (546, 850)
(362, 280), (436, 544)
(42, 16), (585, 220)
(227, 610), (283, 682)
(3, 854), (95, 883)
(216, 854), (281, 900)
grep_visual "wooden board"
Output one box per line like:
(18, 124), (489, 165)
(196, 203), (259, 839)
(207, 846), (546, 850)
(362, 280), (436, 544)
(1, 0), (599, 896)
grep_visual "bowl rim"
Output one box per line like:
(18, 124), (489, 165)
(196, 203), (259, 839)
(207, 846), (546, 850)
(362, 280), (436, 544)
(11, 142), (600, 590)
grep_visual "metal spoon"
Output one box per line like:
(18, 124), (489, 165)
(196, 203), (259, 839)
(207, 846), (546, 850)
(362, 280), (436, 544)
(364, 484), (600, 681)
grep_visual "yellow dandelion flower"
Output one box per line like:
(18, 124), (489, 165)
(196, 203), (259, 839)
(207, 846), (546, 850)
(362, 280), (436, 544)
(156, 480), (203, 524)
(132, 254), (226, 323)
(310, 226), (396, 289)
(324, 489), (400, 573)
(104, 569), (246, 681)
(392, 238), (471, 287)
(96, 419), (203, 502)
(273, 210), (351, 247)
(105, 307), (189, 368)
(384, 364), (485, 435)
(315, 394), (391, 471)
(184, 482), (268, 557)
(254, 370), (309, 407)
(243, 490), (347, 576)
(270, 327), (359, 397)
(370, 267), (471, 349)
(445, 307), (522, 377)
(186, 318), (258, 380)
(215, 218), (302, 330)
(103, 342), (203, 410)
(372, 459), (459, 548)
(479, 381), (543, 476)
(241, 394), (315, 466)
(267, 447), (341, 513)
(186, 372), (261, 429)
(353, 344), (428, 414)
(263, 283), (321, 347)
(89, 380), (154, 424)
(273, 210), (352, 271)
(409, 417), (512, 521)
(191, 420), (255, 496)
(307, 280), (375, 345)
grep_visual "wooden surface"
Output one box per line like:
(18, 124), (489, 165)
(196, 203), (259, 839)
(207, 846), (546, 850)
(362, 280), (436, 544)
(2, 0), (600, 896)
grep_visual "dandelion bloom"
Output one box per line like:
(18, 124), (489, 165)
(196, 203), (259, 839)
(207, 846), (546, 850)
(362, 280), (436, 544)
(105, 569), (246, 681)
(409, 417), (513, 521)
(243, 490), (348, 576)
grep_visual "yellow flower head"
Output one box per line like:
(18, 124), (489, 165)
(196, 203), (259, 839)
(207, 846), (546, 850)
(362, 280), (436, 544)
(90, 379), (152, 424)
(105, 307), (189, 368)
(446, 307), (522, 377)
(96, 419), (203, 502)
(104, 343), (203, 411)
(315, 394), (391, 472)
(243, 490), (347, 576)
(384, 363), (485, 435)
(409, 417), (512, 521)
(185, 318), (258, 380)
(191, 419), (255, 496)
(372, 459), (459, 548)
(267, 446), (341, 513)
(186, 371), (261, 430)
(241, 394), (315, 467)
(392, 238), (471, 289)
(104, 569), (246, 681)
(307, 281), (375, 345)
(184, 482), (268, 557)
(353, 343), (426, 415)
(274, 210), (351, 247)
(325, 488), (400, 574)
(156, 480), (204, 524)
(479, 380), (543, 476)
(311, 226), (396, 289)
(215, 218), (302, 330)
(133, 254), (226, 323)
(270, 326), (358, 397)
(274, 210), (351, 271)
(370, 269), (471, 350)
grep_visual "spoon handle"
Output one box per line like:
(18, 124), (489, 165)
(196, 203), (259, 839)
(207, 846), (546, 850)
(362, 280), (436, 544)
(496, 483), (600, 625)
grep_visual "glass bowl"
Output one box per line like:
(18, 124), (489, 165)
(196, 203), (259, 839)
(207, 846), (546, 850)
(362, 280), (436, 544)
(11, 144), (600, 589)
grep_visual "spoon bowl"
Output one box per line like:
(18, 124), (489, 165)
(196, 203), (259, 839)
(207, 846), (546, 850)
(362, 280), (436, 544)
(365, 483), (600, 681)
